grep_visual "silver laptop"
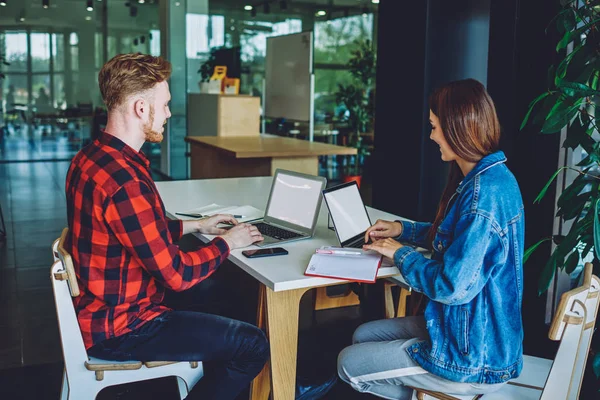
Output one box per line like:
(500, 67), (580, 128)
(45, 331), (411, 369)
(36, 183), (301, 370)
(322, 181), (372, 249)
(254, 169), (327, 248)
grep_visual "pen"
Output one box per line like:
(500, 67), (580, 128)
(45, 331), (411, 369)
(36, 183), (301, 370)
(316, 249), (363, 256)
(176, 212), (246, 219)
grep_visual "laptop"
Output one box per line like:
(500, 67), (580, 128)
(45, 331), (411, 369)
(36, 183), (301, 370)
(322, 181), (372, 249)
(253, 169), (327, 248)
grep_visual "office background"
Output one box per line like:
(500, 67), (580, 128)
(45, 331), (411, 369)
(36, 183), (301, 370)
(1, 0), (598, 398)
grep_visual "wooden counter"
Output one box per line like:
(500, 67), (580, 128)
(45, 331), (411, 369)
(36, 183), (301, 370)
(185, 134), (357, 179)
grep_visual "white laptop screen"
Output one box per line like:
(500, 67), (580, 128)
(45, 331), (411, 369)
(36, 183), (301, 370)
(265, 172), (323, 229)
(324, 184), (371, 243)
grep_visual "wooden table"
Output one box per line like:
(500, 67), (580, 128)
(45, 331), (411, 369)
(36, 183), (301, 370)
(156, 177), (411, 400)
(185, 134), (357, 179)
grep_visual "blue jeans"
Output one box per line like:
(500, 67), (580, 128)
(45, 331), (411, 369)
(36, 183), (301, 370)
(87, 310), (269, 400)
(338, 317), (504, 399)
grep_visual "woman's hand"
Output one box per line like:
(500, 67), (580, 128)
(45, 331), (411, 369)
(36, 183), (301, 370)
(363, 238), (403, 259)
(196, 214), (238, 235)
(364, 219), (403, 244)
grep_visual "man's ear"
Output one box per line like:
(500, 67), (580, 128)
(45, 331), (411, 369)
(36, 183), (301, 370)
(133, 98), (146, 119)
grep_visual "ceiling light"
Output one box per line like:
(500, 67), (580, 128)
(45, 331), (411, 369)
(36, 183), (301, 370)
(0, 1), (7, 6)
(85, 16), (92, 21)
(138, 0), (145, 3)
(43, 0), (49, 9)
(371, 0), (380, 3)
(244, 5), (252, 11)
(86, 0), (93, 11)
(316, 10), (326, 17)
(175, 1), (180, 6)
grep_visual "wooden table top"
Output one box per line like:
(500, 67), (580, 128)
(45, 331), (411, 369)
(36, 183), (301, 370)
(185, 134), (357, 159)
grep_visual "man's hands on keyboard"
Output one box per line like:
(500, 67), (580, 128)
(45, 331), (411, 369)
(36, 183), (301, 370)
(221, 223), (264, 249)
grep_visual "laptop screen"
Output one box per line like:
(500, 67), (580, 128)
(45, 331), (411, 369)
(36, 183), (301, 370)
(265, 171), (324, 229)
(323, 183), (371, 243)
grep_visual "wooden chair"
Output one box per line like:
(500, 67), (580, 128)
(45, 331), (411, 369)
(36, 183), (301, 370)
(410, 262), (600, 400)
(52, 228), (204, 399)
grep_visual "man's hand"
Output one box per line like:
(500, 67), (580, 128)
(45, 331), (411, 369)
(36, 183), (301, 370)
(195, 214), (239, 235)
(363, 238), (403, 260)
(220, 223), (264, 249)
(364, 219), (403, 244)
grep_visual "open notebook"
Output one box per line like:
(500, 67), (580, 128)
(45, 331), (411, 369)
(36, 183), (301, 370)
(304, 246), (382, 283)
(176, 203), (264, 224)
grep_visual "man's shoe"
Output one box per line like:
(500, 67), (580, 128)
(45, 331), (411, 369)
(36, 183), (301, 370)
(295, 373), (337, 400)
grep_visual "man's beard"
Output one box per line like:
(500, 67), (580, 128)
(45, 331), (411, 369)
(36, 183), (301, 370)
(143, 105), (164, 143)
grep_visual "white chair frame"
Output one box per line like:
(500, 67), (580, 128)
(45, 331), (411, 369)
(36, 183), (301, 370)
(411, 262), (600, 400)
(52, 228), (204, 400)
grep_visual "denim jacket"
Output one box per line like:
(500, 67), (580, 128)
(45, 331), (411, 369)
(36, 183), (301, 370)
(393, 151), (525, 384)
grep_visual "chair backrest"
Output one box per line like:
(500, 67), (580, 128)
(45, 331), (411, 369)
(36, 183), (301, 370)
(541, 262), (600, 400)
(51, 228), (89, 371)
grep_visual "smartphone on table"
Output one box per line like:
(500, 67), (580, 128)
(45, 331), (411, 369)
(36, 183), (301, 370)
(242, 247), (288, 258)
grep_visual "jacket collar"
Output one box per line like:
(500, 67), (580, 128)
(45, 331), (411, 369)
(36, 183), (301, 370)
(97, 131), (150, 168)
(456, 151), (506, 193)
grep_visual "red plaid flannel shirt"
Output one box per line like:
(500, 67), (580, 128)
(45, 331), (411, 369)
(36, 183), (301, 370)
(65, 131), (229, 349)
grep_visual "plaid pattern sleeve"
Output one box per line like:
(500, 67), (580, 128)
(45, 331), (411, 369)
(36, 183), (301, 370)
(104, 180), (230, 292)
(167, 219), (183, 241)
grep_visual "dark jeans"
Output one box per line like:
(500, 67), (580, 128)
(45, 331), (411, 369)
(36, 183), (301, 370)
(87, 310), (269, 400)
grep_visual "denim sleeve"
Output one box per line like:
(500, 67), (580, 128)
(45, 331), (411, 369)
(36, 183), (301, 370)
(393, 213), (504, 305)
(395, 220), (433, 249)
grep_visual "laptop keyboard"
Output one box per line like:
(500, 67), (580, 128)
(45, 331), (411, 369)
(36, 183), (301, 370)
(254, 222), (303, 240)
(347, 238), (366, 248)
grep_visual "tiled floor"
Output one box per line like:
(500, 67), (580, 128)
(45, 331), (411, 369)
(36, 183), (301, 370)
(0, 147), (377, 398)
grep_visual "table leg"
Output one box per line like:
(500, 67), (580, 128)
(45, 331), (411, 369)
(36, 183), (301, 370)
(250, 286), (270, 400)
(250, 285), (310, 399)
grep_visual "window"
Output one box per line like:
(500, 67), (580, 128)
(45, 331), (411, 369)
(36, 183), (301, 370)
(186, 14), (225, 59)
(31, 33), (51, 72)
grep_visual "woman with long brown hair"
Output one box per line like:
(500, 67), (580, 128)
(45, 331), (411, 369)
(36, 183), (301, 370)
(338, 79), (524, 398)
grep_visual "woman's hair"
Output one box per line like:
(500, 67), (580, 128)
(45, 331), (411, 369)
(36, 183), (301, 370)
(98, 53), (172, 111)
(427, 79), (501, 246)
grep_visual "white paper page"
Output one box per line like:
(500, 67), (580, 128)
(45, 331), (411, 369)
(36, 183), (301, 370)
(305, 253), (381, 282)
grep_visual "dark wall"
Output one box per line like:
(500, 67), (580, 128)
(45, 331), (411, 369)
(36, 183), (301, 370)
(419, 0), (491, 221)
(373, 0), (491, 222)
(487, 0), (562, 361)
(372, 0), (427, 221)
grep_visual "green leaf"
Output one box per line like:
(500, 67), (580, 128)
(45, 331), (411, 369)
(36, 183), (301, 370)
(524, 238), (552, 264)
(532, 93), (560, 127)
(559, 81), (600, 98)
(538, 251), (558, 295)
(542, 101), (580, 133)
(594, 198), (600, 260)
(535, 167), (566, 203)
(520, 92), (552, 130)
(559, 191), (591, 221)
(556, 17), (600, 52)
(565, 251), (580, 274)
(593, 352), (600, 378)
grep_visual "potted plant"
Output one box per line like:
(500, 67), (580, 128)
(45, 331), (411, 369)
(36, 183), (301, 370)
(335, 39), (376, 185)
(522, 0), (600, 387)
(197, 48), (218, 93)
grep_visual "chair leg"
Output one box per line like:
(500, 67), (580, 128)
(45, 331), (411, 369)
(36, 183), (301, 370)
(384, 282), (396, 318)
(176, 377), (189, 399)
(60, 370), (69, 400)
(397, 288), (411, 318)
